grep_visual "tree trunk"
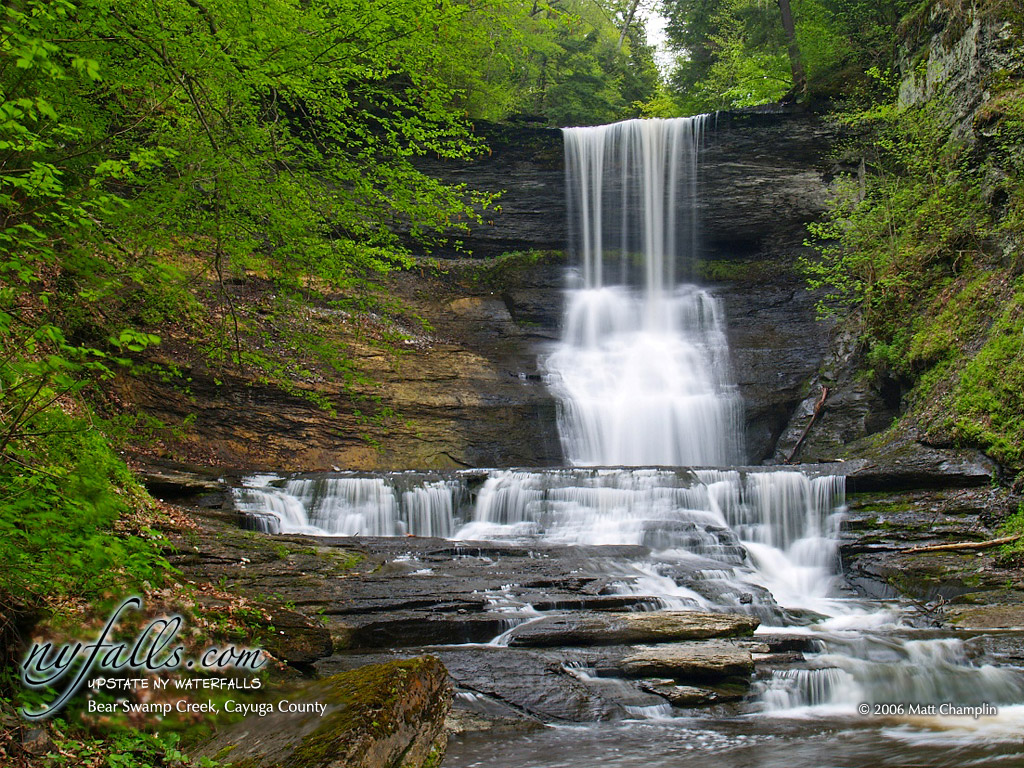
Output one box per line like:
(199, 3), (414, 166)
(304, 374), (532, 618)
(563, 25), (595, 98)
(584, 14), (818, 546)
(617, 0), (641, 51)
(776, 0), (806, 97)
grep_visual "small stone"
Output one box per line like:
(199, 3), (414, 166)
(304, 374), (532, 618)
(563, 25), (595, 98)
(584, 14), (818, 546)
(21, 728), (54, 755)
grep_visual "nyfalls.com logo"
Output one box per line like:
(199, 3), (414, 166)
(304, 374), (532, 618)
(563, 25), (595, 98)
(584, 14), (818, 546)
(19, 597), (266, 720)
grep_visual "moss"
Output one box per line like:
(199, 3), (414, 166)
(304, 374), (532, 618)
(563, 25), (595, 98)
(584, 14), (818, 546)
(694, 259), (785, 284)
(471, 249), (566, 290)
(212, 744), (239, 761)
(287, 657), (447, 768)
(421, 746), (445, 768)
(947, 279), (1024, 470)
(997, 503), (1024, 557)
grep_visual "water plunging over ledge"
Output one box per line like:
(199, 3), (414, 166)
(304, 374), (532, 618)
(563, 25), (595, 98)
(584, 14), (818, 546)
(545, 117), (744, 466)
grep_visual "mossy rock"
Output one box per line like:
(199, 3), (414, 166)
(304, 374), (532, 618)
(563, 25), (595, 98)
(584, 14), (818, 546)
(194, 656), (451, 768)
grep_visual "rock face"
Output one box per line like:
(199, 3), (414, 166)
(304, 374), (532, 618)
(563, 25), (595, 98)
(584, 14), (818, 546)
(420, 111), (835, 265)
(196, 657), (451, 768)
(411, 123), (566, 260)
(126, 110), (843, 469)
(126, 265), (562, 472)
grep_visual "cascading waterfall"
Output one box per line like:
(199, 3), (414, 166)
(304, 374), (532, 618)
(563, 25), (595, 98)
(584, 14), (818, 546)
(545, 117), (744, 467)
(234, 466), (843, 622)
(235, 114), (1024, 747)
(234, 473), (462, 538)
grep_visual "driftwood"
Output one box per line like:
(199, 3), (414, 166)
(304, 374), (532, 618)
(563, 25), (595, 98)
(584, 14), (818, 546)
(785, 385), (830, 464)
(901, 534), (1023, 555)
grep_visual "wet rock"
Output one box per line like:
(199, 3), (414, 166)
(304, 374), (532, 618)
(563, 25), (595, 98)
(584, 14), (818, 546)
(755, 634), (821, 653)
(331, 614), (511, 649)
(446, 697), (546, 735)
(839, 487), (1022, 604)
(752, 651), (806, 665)
(506, 611), (759, 648)
(196, 656), (450, 768)
(638, 679), (746, 706)
(618, 642), (754, 682)
(431, 646), (630, 723)
(842, 438), (996, 492)
(527, 595), (663, 612)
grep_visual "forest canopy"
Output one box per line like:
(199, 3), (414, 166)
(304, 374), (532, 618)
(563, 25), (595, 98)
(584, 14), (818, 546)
(660, 0), (918, 112)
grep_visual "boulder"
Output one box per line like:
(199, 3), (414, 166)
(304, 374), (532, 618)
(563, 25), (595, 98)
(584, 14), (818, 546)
(618, 642), (754, 682)
(195, 656), (451, 768)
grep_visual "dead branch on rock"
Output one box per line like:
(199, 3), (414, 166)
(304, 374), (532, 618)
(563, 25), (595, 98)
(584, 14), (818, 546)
(901, 534), (1023, 554)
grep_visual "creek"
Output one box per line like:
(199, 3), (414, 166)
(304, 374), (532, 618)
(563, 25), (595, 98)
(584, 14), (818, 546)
(235, 116), (1024, 766)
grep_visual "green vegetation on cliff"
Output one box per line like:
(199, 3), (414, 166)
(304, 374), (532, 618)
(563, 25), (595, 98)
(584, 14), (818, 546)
(804, 3), (1024, 475)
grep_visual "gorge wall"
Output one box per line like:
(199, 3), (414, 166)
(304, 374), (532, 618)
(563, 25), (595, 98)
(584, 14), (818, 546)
(129, 110), (848, 471)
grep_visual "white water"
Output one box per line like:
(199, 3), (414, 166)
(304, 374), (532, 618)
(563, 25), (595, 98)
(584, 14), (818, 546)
(546, 118), (743, 467)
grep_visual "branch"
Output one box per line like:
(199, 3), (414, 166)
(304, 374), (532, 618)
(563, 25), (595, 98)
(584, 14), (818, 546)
(785, 385), (829, 464)
(617, 0), (641, 52)
(901, 535), (1023, 554)
(182, 0), (218, 38)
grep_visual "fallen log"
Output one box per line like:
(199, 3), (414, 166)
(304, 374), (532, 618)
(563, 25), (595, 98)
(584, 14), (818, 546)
(901, 534), (1023, 554)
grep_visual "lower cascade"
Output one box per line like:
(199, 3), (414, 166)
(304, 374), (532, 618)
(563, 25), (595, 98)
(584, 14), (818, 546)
(232, 468), (1024, 722)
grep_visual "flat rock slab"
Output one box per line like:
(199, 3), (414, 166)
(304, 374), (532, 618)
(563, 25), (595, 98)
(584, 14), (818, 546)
(947, 604), (1024, 629)
(618, 642), (754, 682)
(506, 610), (758, 648)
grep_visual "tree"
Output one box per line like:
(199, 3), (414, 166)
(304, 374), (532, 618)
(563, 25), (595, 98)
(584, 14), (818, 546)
(777, 0), (807, 96)
(661, 0), (918, 112)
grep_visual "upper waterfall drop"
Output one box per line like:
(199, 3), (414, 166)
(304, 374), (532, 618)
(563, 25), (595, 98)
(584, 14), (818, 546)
(545, 116), (744, 467)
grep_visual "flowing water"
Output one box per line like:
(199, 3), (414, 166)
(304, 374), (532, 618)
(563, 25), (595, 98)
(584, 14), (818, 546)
(235, 116), (1024, 765)
(546, 118), (743, 466)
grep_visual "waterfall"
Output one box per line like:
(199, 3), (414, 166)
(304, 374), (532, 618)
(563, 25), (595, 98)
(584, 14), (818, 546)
(234, 116), (1024, 736)
(545, 117), (744, 467)
(233, 473), (463, 537)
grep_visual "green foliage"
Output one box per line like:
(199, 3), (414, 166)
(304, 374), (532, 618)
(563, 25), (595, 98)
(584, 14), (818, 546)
(662, 0), (917, 111)
(0, 404), (169, 602)
(665, 0), (791, 112)
(459, 0), (661, 125)
(803, 66), (1024, 472)
(29, 719), (223, 767)
(804, 74), (989, 344)
(951, 281), (1024, 468)
(998, 502), (1024, 558)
